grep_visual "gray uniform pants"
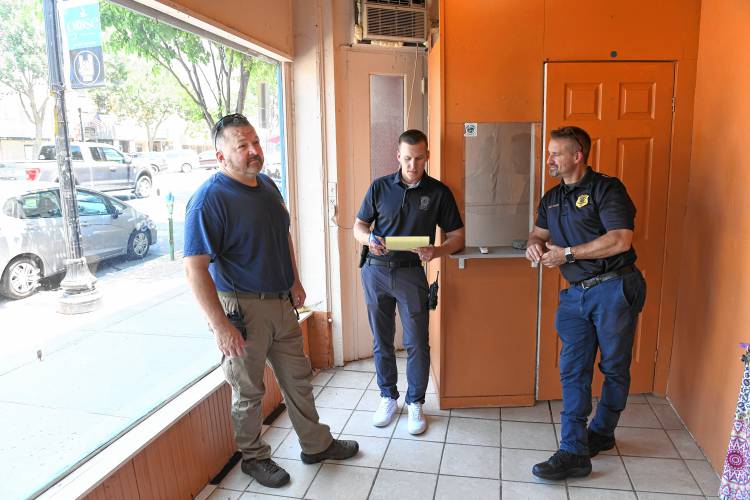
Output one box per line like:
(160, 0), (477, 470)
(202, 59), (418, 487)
(218, 293), (333, 460)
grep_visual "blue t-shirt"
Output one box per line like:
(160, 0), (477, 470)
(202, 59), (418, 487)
(357, 171), (464, 262)
(184, 172), (294, 293)
(536, 167), (637, 283)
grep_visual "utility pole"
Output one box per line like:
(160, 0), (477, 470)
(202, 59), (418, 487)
(43, 0), (101, 314)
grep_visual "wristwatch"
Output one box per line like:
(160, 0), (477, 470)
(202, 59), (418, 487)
(564, 247), (575, 264)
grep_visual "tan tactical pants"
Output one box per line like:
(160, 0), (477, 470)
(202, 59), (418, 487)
(218, 293), (332, 460)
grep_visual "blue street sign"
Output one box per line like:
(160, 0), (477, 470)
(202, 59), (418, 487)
(61, 0), (105, 88)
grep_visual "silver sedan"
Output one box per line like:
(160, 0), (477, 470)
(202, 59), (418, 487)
(0, 182), (157, 300)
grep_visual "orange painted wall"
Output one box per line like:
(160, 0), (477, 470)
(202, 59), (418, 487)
(157, 0), (293, 59)
(668, 0), (750, 472)
(438, 0), (700, 402)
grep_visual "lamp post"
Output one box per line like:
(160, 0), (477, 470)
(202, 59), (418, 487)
(43, 0), (101, 313)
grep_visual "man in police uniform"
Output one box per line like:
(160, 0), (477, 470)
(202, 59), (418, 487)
(354, 129), (464, 434)
(526, 126), (646, 480)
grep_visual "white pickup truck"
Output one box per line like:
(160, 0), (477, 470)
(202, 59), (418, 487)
(0, 142), (155, 198)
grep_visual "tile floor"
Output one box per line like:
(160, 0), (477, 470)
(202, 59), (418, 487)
(205, 354), (721, 500)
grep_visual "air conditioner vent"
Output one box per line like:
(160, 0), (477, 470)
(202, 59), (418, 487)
(363, 3), (427, 43)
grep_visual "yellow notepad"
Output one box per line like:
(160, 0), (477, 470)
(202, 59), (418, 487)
(385, 236), (430, 251)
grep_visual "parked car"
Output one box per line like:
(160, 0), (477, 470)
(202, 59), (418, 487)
(0, 182), (158, 300)
(163, 149), (200, 173)
(198, 150), (219, 169)
(131, 151), (167, 173)
(0, 142), (154, 198)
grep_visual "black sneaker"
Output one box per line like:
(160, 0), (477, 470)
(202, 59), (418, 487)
(531, 449), (592, 480)
(300, 439), (359, 464)
(588, 428), (616, 457)
(241, 458), (290, 488)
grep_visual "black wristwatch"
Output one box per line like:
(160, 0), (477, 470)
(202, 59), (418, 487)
(564, 247), (575, 264)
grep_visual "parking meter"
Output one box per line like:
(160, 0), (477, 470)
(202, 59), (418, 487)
(166, 192), (175, 261)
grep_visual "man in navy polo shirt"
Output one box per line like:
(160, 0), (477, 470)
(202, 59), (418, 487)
(184, 114), (358, 489)
(354, 129), (464, 434)
(526, 126), (646, 480)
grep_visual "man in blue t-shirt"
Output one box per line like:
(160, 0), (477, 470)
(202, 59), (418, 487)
(354, 129), (464, 435)
(184, 114), (358, 488)
(526, 126), (646, 481)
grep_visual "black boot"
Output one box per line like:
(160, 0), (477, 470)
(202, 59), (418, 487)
(588, 428), (616, 457)
(532, 449), (592, 480)
(241, 457), (290, 488)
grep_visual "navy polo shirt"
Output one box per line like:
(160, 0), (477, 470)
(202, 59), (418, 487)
(536, 167), (637, 283)
(357, 171), (464, 262)
(184, 172), (294, 293)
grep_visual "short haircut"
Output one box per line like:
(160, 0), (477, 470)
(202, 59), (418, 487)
(551, 126), (591, 163)
(398, 129), (428, 148)
(212, 113), (252, 149)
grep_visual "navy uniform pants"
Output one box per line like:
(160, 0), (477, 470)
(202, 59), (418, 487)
(361, 263), (430, 404)
(556, 268), (647, 456)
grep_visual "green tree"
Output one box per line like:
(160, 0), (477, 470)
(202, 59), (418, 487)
(93, 58), (183, 150)
(0, 0), (49, 158)
(100, 2), (277, 133)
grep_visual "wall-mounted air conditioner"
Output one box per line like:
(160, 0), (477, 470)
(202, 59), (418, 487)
(362, 0), (428, 44)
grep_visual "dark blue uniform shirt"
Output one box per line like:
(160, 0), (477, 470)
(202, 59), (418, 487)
(536, 167), (637, 283)
(357, 171), (464, 262)
(184, 172), (294, 293)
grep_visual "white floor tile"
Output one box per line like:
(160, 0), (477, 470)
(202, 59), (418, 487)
(369, 469), (437, 500)
(636, 492), (704, 499)
(446, 417), (500, 447)
(666, 429), (704, 459)
(393, 414), (449, 442)
(435, 475), (499, 500)
(568, 486), (637, 499)
(617, 404), (661, 428)
(245, 458), (320, 497)
(684, 459), (721, 496)
(501, 421), (557, 451)
(623, 457), (702, 495)
(627, 394), (649, 404)
(314, 387), (365, 409)
(616, 428), (679, 458)
(208, 488), (244, 500)
(272, 430), (303, 461)
(501, 480), (567, 499)
(652, 405), (685, 430)
(501, 402), (552, 423)
(260, 426), (291, 455)
(421, 393), (451, 416)
(315, 407), (353, 434)
(645, 394), (670, 406)
(310, 370), (335, 386)
(450, 407), (500, 420)
(439, 443), (500, 479)
(342, 358), (376, 372)
(304, 463), (376, 500)
(381, 438), (444, 474)
(269, 409), (292, 429)
(326, 371), (374, 389)
(239, 492), (297, 499)
(341, 410), (397, 438)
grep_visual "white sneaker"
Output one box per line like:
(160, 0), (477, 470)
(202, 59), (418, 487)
(373, 397), (398, 427)
(407, 402), (427, 435)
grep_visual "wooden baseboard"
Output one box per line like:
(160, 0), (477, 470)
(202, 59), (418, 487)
(438, 394), (534, 409)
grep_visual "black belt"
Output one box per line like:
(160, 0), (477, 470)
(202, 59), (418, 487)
(218, 291), (288, 300)
(366, 258), (422, 269)
(573, 265), (635, 290)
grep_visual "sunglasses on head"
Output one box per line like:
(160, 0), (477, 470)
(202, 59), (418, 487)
(559, 127), (584, 154)
(213, 113), (250, 148)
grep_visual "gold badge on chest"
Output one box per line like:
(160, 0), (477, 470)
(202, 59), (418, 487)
(575, 194), (590, 208)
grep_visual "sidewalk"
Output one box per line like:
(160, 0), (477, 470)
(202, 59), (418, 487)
(0, 252), (219, 500)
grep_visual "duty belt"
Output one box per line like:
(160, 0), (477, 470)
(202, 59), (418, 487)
(573, 265), (635, 290)
(366, 258), (422, 269)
